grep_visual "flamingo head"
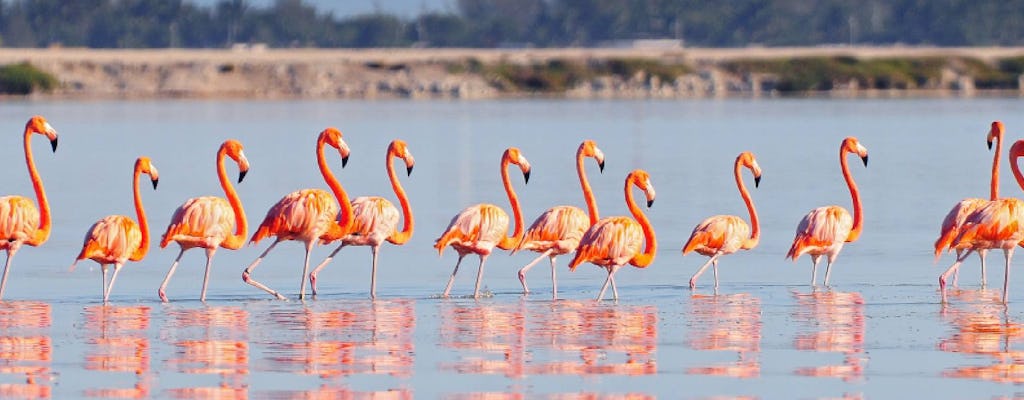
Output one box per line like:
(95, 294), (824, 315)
(135, 156), (160, 189)
(628, 169), (656, 208)
(842, 136), (868, 167)
(988, 120), (1005, 150)
(737, 151), (762, 188)
(221, 139), (250, 183)
(580, 140), (605, 173)
(320, 127), (350, 168)
(26, 115), (58, 152)
(504, 147), (531, 184)
(389, 139), (415, 176)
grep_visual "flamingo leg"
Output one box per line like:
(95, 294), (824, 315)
(473, 255), (489, 299)
(101, 264), (109, 301)
(517, 249), (553, 295)
(0, 245), (21, 300)
(689, 254), (720, 289)
(242, 239), (288, 300)
(823, 259), (835, 287)
(298, 241), (314, 301)
(310, 243), (347, 296)
(940, 250), (973, 303)
(611, 267), (620, 300)
(200, 247), (217, 302)
(370, 245), (380, 299)
(1003, 248), (1013, 305)
(713, 259), (720, 289)
(979, 249), (988, 287)
(549, 255), (558, 300)
(597, 265), (621, 301)
(810, 255), (822, 287)
(442, 254), (466, 298)
(104, 264), (123, 303)
(158, 248), (186, 302)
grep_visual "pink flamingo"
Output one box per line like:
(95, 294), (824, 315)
(435, 147), (531, 298)
(786, 137), (869, 287)
(941, 140), (1024, 304)
(0, 116), (58, 299)
(70, 157), (159, 302)
(243, 128), (353, 300)
(934, 121), (1005, 287)
(568, 169), (657, 301)
(514, 140), (604, 299)
(158, 139), (250, 302)
(684, 151), (762, 289)
(309, 139), (416, 299)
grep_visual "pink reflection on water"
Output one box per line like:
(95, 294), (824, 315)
(0, 301), (52, 399)
(448, 394), (655, 400)
(258, 386), (412, 399)
(82, 305), (152, 398)
(939, 288), (1024, 383)
(791, 290), (866, 382)
(439, 300), (657, 378)
(162, 305), (249, 399)
(686, 293), (761, 378)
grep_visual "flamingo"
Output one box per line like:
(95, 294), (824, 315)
(684, 151), (762, 289)
(786, 137), (869, 287)
(309, 139), (416, 299)
(242, 128), (353, 301)
(934, 121), (1005, 287)
(941, 140), (1024, 304)
(158, 139), (250, 302)
(513, 140), (605, 299)
(70, 157), (159, 302)
(435, 147), (531, 298)
(0, 116), (58, 299)
(568, 169), (657, 301)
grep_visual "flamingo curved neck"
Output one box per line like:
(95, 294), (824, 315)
(627, 178), (657, 267)
(1011, 146), (1024, 192)
(217, 148), (247, 250)
(317, 137), (353, 240)
(991, 130), (1004, 200)
(737, 163), (759, 250)
(497, 157), (525, 250)
(130, 166), (150, 261)
(841, 148), (863, 243)
(577, 149), (599, 225)
(386, 149), (414, 245)
(24, 128), (50, 246)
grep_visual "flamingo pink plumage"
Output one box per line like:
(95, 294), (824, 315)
(513, 140), (604, 299)
(158, 139), (250, 302)
(568, 169), (657, 301)
(934, 121), (1005, 287)
(0, 116), (58, 299)
(242, 128), (353, 300)
(309, 139), (415, 299)
(786, 137), (869, 287)
(435, 147), (531, 298)
(70, 157), (159, 302)
(684, 151), (762, 289)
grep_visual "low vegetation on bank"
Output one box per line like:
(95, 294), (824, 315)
(0, 62), (57, 95)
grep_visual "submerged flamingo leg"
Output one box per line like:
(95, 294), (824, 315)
(370, 245), (380, 299)
(104, 264), (123, 303)
(940, 250), (973, 303)
(298, 241), (314, 301)
(158, 248), (186, 302)
(549, 255), (558, 300)
(442, 254), (466, 298)
(979, 249), (988, 287)
(242, 240), (288, 300)
(689, 254), (720, 289)
(1003, 248), (1013, 305)
(810, 255), (821, 287)
(713, 259), (720, 289)
(101, 264), (109, 301)
(473, 255), (489, 299)
(310, 243), (347, 296)
(517, 249), (553, 295)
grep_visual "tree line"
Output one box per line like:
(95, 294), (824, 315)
(1, 0), (1023, 48)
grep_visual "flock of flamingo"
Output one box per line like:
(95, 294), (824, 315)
(0, 116), (1020, 304)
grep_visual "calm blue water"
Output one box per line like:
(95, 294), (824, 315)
(0, 97), (1022, 398)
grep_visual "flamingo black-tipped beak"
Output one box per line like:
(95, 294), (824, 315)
(342, 155), (349, 168)
(50, 137), (58, 152)
(407, 165), (414, 176)
(598, 161), (605, 173)
(988, 139), (994, 150)
(151, 178), (159, 190)
(524, 170), (531, 184)
(238, 170), (248, 183)
(754, 175), (761, 188)
(647, 199), (655, 208)
(861, 155), (869, 167)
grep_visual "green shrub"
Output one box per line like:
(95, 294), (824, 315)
(0, 63), (58, 95)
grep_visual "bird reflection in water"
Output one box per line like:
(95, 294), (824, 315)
(686, 293), (761, 378)
(791, 290), (866, 382)
(0, 301), (52, 399)
(162, 305), (249, 399)
(939, 288), (1024, 383)
(82, 305), (151, 399)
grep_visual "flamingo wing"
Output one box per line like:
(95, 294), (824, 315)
(344, 196), (400, 246)
(161, 196), (235, 248)
(935, 197), (988, 258)
(683, 215), (750, 256)
(516, 205), (589, 254)
(570, 216), (642, 270)
(955, 198), (1024, 248)
(251, 189), (338, 244)
(0, 196), (40, 246)
(786, 206), (852, 260)
(434, 204), (509, 255)
(78, 215), (141, 264)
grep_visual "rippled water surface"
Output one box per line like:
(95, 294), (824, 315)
(0, 98), (1023, 398)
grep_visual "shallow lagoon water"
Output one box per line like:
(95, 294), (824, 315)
(0, 98), (1022, 398)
